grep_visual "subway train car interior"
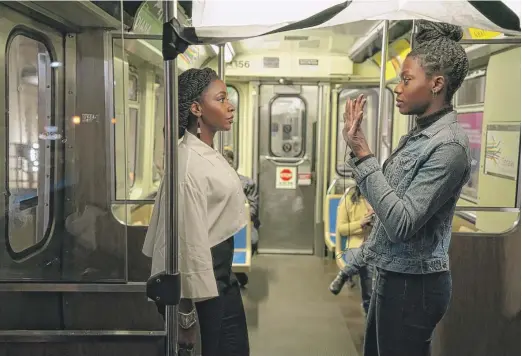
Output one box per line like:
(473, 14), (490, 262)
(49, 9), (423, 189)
(0, 0), (520, 355)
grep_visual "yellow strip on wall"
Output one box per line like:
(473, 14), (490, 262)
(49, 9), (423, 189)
(468, 28), (502, 40)
(372, 38), (411, 81)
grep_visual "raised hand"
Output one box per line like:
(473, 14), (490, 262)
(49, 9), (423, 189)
(342, 94), (372, 158)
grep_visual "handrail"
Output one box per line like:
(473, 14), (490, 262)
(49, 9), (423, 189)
(0, 330), (165, 342)
(111, 198), (156, 205)
(263, 155), (308, 166)
(326, 177), (341, 195)
(340, 185), (355, 202)
(453, 212), (521, 238)
(455, 206), (520, 212)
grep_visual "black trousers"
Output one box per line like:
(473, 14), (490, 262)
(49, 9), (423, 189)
(156, 236), (249, 355)
(364, 268), (452, 356)
(196, 283), (249, 355)
(156, 283), (249, 356)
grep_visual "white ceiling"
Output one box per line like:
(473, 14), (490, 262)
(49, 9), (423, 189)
(232, 21), (380, 55)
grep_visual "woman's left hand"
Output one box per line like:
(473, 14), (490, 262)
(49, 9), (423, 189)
(342, 94), (372, 158)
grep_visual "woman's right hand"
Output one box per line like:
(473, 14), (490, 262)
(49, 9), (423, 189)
(360, 214), (374, 228)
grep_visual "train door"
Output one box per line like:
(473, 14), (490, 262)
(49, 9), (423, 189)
(0, 5), (65, 279)
(257, 85), (318, 254)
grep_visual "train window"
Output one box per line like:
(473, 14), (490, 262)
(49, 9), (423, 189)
(269, 96), (306, 158)
(223, 85), (239, 168)
(455, 70), (487, 202)
(6, 34), (54, 255)
(455, 71), (486, 107)
(336, 88), (393, 176)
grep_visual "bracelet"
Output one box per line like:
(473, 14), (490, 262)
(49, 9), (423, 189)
(178, 308), (197, 329)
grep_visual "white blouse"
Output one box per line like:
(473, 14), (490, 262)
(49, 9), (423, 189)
(142, 131), (248, 301)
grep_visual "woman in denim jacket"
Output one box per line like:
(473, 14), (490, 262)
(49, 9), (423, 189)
(343, 20), (472, 356)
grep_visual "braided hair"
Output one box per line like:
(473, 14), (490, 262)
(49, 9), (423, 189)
(178, 68), (218, 138)
(408, 20), (469, 102)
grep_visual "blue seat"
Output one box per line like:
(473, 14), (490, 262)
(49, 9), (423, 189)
(233, 251), (247, 264)
(232, 202), (252, 273)
(324, 195), (342, 252)
(234, 226), (247, 249)
(334, 186), (356, 270)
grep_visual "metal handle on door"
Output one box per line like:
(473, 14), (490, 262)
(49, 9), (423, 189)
(263, 155), (308, 166)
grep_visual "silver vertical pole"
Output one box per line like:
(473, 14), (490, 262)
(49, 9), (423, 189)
(251, 81), (260, 181)
(216, 44), (226, 153)
(376, 20), (389, 161)
(163, 1), (179, 355)
(407, 20), (417, 132)
(314, 83), (327, 257)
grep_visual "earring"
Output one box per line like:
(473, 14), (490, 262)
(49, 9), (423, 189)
(196, 118), (201, 138)
(432, 89), (438, 98)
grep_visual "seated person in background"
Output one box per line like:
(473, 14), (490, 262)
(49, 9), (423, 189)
(329, 185), (375, 316)
(224, 149), (260, 287)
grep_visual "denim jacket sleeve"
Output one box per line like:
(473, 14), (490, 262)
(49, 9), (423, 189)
(240, 175), (259, 221)
(347, 143), (469, 243)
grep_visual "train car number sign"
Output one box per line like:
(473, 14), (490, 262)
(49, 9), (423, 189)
(276, 167), (297, 190)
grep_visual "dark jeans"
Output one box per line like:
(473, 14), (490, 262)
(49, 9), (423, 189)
(196, 283), (249, 356)
(156, 236), (249, 355)
(364, 268), (452, 356)
(341, 247), (373, 315)
(359, 265), (374, 316)
(156, 283), (249, 356)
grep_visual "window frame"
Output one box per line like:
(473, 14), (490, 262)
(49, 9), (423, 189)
(225, 85), (240, 169)
(4, 27), (56, 260)
(454, 69), (487, 108)
(268, 94), (307, 158)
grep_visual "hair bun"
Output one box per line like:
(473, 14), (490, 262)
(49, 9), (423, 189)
(415, 20), (464, 44)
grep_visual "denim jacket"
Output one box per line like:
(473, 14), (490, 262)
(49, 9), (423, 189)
(347, 110), (471, 274)
(238, 174), (260, 229)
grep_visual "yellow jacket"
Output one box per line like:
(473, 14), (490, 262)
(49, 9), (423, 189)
(337, 192), (371, 249)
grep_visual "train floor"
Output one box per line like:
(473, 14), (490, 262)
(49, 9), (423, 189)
(241, 254), (366, 356)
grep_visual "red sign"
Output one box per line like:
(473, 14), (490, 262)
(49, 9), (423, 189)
(280, 168), (293, 181)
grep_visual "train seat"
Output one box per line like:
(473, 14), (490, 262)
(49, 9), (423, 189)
(324, 194), (343, 252)
(336, 234), (349, 270)
(232, 202), (252, 273)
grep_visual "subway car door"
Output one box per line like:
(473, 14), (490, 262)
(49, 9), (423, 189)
(257, 85), (318, 254)
(0, 5), (65, 280)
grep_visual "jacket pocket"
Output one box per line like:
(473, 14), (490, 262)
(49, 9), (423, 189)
(400, 152), (417, 172)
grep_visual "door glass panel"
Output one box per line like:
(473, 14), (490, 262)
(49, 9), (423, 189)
(6, 35), (53, 257)
(269, 96), (306, 158)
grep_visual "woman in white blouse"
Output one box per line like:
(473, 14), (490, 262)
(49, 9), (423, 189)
(142, 68), (250, 355)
